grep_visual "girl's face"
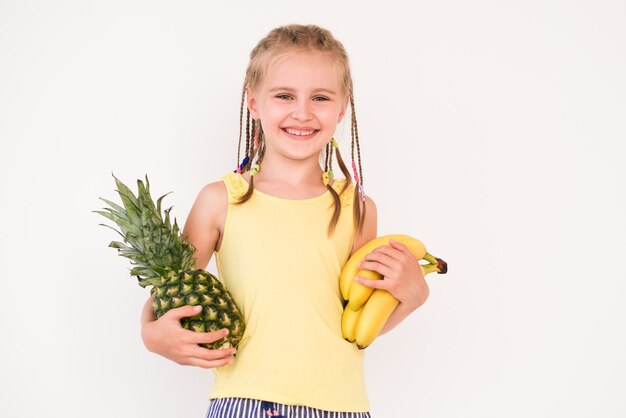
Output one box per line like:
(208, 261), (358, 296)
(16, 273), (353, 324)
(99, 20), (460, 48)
(247, 51), (348, 165)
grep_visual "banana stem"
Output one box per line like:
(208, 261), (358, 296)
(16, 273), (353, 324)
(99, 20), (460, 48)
(420, 253), (448, 275)
(422, 253), (438, 265)
(421, 263), (439, 275)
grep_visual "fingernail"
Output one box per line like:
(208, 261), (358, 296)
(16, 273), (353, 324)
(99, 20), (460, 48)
(193, 305), (202, 312)
(223, 329), (229, 335)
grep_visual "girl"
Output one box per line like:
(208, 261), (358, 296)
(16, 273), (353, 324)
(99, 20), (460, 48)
(140, 24), (429, 417)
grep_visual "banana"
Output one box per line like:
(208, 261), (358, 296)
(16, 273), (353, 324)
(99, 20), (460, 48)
(354, 263), (443, 349)
(354, 288), (400, 349)
(345, 235), (427, 311)
(339, 240), (383, 300)
(355, 269), (382, 285)
(339, 233), (448, 349)
(341, 304), (363, 342)
(340, 234), (425, 301)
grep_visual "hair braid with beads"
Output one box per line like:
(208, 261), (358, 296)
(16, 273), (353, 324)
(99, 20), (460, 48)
(233, 24), (366, 236)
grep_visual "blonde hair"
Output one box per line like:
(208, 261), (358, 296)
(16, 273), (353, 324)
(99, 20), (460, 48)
(235, 24), (365, 237)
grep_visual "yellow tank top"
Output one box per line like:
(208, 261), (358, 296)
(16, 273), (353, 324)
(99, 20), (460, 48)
(210, 172), (368, 412)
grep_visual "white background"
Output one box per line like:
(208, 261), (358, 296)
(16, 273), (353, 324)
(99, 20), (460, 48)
(1, 1), (625, 417)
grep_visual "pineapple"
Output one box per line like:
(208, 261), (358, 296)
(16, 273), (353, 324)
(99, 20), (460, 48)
(96, 175), (245, 349)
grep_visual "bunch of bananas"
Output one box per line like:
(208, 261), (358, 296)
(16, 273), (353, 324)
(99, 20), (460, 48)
(340, 234), (447, 349)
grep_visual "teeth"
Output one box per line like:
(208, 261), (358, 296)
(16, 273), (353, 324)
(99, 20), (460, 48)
(285, 128), (315, 136)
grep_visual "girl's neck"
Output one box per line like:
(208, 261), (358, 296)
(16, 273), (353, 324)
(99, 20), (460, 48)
(240, 153), (334, 200)
(253, 153), (324, 188)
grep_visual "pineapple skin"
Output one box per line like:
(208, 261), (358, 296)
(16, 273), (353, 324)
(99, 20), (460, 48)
(151, 269), (245, 350)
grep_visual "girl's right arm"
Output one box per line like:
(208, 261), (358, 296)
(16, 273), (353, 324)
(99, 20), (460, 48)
(140, 181), (235, 368)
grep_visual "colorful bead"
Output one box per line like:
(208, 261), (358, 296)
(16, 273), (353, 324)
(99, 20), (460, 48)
(330, 138), (339, 148)
(351, 160), (365, 202)
(234, 155), (250, 173)
(250, 164), (260, 176)
(322, 171), (329, 186)
(351, 160), (359, 184)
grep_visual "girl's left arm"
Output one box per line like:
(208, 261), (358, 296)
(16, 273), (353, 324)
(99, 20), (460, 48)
(353, 201), (429, 335)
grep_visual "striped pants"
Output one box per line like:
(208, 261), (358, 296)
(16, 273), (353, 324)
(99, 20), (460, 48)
(205, 398), (371, 418)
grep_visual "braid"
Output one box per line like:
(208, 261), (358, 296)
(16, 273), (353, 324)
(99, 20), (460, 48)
(329, 143), (335, 176)
(322, 139), (338, 236)
(350, 92), (363, 191)
(234, 122), (266, 204)
(245, 111), (251, 165)
(237, 87), (246, 167)
(347, 97), (366, 233)
(335, 145), (352, 192)
(257, 129), (266, 163)
(326, 183), (341, 237)
(323, 142), (330, 173)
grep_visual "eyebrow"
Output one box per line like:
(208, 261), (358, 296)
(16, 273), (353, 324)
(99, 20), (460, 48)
(268, 87), (338, 95)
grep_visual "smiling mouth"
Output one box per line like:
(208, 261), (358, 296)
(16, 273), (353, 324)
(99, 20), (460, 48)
(283, 128), (319, 137)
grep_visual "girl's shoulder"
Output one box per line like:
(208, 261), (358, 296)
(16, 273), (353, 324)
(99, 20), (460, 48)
(183, 178), (229, 264)
(190, 178), (229, 220)
(220, 171), (248, 200)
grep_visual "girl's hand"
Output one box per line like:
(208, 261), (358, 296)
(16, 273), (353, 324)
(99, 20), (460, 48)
(141, 303), (237, 368)
(355, 239), (429, 311)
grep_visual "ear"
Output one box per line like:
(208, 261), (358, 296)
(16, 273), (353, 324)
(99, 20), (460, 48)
(337, 95), (349, 123)
(245, 85), (260, 119)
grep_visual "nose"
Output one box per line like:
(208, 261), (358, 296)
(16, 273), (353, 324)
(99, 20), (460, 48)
(291, 99), (313, 121)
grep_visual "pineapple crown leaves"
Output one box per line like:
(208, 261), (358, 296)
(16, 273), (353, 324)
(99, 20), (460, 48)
(95, 174), (197, 287)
